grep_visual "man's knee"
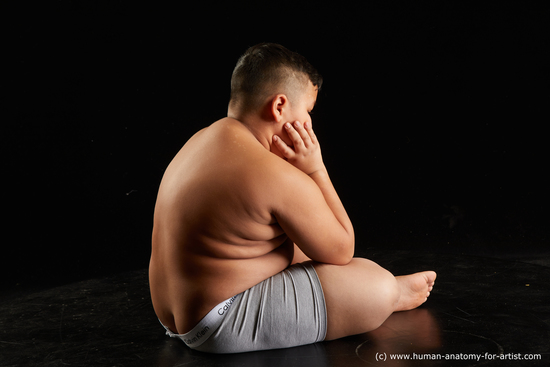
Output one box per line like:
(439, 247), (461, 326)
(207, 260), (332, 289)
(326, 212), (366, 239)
(352, 258), (400, 316)
(380, 269), (400, 312)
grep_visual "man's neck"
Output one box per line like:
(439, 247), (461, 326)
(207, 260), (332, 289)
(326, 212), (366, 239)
(227, 112), (274, 152)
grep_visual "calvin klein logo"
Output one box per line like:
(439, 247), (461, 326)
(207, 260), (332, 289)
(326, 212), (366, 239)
(184, 325), (210, 345)
(218, 295), (238, 316)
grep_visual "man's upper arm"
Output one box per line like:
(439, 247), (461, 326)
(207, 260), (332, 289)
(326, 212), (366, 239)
(268, 166), (354, 265)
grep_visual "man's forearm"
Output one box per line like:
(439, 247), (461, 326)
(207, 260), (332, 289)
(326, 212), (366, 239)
(309, 167), (355, 241)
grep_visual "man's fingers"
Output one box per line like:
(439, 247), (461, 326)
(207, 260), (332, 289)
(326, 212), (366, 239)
(292, 121), (313, 147)
(284, 122), (305, 148)
(303, 121), (318, 145)
(275, 121), (322, 174)
(285, 121), (312, 150)
(273, 135), (294, 158)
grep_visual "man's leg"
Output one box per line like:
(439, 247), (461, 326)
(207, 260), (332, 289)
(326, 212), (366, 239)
(313, 258), (436, 341)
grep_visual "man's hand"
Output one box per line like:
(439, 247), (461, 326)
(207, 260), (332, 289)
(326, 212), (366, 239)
(273, 121), (325, 175)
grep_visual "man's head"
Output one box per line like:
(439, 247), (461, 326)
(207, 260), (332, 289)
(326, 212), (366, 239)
(228, 43), (322, 117)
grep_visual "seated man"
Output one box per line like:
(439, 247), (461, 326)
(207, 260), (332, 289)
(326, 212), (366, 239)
(149, 43), (436, 354)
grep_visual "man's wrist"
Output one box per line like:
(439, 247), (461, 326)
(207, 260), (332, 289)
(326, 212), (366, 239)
(308, 164), (328, 179)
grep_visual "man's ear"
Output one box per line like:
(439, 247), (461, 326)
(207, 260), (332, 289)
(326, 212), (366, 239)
(270, 94), (288, 123)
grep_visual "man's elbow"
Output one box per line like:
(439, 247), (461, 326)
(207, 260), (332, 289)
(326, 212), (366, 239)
(332, 235), (355, 265)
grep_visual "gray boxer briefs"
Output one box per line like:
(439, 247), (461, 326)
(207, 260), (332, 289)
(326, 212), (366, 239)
(160, 262), (327, 354)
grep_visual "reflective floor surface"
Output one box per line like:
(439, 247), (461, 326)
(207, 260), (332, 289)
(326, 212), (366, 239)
(1, 251), (549, 366)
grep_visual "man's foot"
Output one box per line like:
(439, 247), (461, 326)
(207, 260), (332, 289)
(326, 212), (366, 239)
(394, 271), (437, 312)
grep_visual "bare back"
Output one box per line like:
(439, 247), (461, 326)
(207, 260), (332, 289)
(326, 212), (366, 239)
(149, 118), (295, 334)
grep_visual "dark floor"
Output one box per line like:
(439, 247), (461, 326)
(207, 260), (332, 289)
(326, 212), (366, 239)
(1, 250), (549, 367)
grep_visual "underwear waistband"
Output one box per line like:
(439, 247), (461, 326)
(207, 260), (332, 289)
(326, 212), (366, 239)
(161, 293), (241, 348)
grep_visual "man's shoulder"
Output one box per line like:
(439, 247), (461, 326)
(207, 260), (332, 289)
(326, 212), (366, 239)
(244, 150), (316, 207)
(184, 117), (313, 191)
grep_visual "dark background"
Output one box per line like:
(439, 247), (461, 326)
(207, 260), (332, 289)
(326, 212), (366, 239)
(6, 1), (549, 291)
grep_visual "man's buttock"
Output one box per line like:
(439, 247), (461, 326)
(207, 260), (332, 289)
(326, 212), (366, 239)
(159, 262), (327, 354)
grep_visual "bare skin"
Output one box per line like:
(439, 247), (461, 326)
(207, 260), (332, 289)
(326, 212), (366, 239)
(149, 80), (436, 341)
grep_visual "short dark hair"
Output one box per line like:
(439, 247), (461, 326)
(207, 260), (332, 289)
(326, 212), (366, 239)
(229, 43), (322, 112)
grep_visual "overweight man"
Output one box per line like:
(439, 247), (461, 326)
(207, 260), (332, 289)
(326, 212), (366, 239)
(149, 43), (436, 353)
